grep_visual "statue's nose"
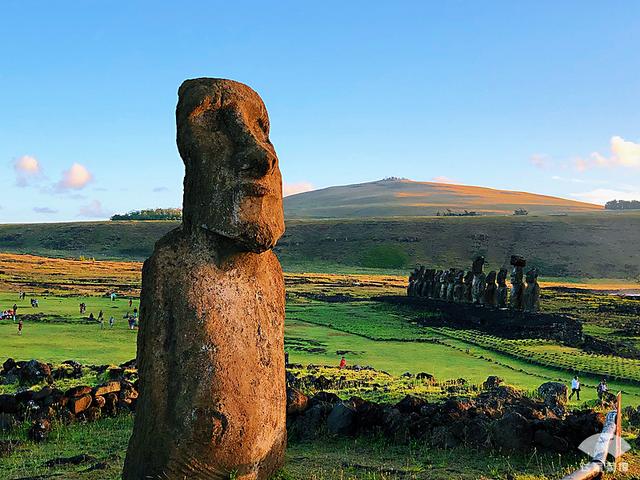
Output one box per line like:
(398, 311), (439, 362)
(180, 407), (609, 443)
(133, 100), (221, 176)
(238, 143), (276, 178)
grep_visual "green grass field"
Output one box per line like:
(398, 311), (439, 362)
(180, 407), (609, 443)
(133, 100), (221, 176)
(3, 293), (640, 407)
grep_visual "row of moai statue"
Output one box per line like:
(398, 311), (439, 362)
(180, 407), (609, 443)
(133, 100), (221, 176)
(407, 255), (540, 312)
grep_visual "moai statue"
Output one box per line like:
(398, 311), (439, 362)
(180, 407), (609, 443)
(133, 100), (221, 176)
(483, 271), (498, 306)
(123, 79), (286, 480)
(471, 256), (486, 304)
(496, 268), (509, 308)
(524, 268), (541, 312)
(440, 269), (450, 299)
(446, 269), (457, 302)
(408, 266), (421, 296)
(407, 268), (418, 296)
(432, 270), (443, 298)
(463, 270), (474, 303)
(453, 270), (465, 303)
(421, 269), (434, 297)
(509, 255), (526, 310)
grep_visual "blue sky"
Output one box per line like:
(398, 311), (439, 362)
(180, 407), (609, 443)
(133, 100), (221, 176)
(2, 1), (639, 222)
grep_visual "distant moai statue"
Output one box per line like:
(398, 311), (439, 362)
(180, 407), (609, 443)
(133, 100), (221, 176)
(432, 270), (443, 298)
(453, 270), (465, 302)
(421, 269), (435, 297)
(509, 255), (526, 310)
(483, 271), (498, 306)
(463, 270), (474, 303)
(496, 268), (509, 308)
(411, 266), (424, 297)
(446, 269), (457, 302)
(407, 268), (419, 296)
(440, 270), (450, 299)
(471, 256), (486, 304)
(524, 268), (541, 312)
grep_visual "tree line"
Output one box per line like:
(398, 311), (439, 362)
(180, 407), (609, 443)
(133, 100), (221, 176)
(605, 200), (640, 210)
(110, 208), (182, 221)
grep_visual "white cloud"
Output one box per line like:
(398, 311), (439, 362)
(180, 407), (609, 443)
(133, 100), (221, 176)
(575, 136), (640, 171)
(153, 186), (169, 193)
(431, 176), (461, 184)
(570, 188), (640, 205)
(611, 135), (640, 167)
(57, 163), (93, 190)
(283, 181), (314, 197)
(78, 200), (110, 218)
(14, 155), (42, 187)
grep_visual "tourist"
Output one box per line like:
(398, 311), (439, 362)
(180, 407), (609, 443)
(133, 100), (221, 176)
(111, 292), (117, 301)
(17, 319), (23, 335)
(99, 315), (105, 329)
(569, 376), (580, 401)
(98, 309), (104, 320)
(339, 356), (346, 369)
(597, 379), (608, 404)
(12, 304), (17, 322)
(133, 307), (138, 319)
(129, 298), (133, 308)
(109, 316), (115, 328)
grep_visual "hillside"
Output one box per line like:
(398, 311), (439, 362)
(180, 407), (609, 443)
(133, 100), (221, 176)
(1, 212), (639, 278)
(284, 178), (601, 218)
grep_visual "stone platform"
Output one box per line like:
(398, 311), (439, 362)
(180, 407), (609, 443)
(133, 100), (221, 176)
(374, 295), (583, 346)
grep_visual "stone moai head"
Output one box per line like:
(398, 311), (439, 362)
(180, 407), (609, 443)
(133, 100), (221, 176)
(486, 270), (497, 284)
(497, 268), (508, 286)
(455, 271), (465, 284)
(526, 268), (539, 284)
(177, 78), (285, 253)
(472, 256), (485, 274)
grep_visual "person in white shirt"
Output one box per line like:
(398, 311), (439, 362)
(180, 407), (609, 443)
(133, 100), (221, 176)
(569, 376), (580, 401)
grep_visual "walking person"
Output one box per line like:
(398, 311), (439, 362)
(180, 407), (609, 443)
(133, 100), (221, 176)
(12, 304), (17, 322)
(99, 316), (105, 329)
(597, 379), (608, 404)
(339, 356), (346, 369)
(17, 319), (23, 335)
(569, 375), (580, 401)
(109, 316), (115, 328)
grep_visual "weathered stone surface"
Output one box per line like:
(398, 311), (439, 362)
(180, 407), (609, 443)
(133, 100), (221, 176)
(483, 376), (503, 390)
(68, 394), (92, 415)
(483, 271), (498, 306)
(286, 387), (308, 416)
(65, 385), (92, 398)
(491, 411), (533, 452)
(93, 381), (121, 397)
(537, 382), (567, 409)
(124, 78), (286, 480)
(326, 401), (356, 436)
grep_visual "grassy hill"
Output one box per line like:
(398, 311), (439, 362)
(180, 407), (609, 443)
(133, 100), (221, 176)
(284, 178), (602, 218)
(1, 211), (639, 278)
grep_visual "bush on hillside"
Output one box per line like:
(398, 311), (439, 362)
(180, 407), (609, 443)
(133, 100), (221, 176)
(110, 208), (182, 221)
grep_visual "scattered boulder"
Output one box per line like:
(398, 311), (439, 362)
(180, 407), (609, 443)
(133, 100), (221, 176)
(286, 387), (309, 416)
(483, 376), (503, 390)
(65, 385), (92, 398)
(19, 360), (52, 385)
(93, 381), (121, 397)
(396, 395), (427, 414)
(28, 418), (51, 442)
(491, 411), (533, 452)
(43, 454), (97, 467)
(68, 394), (92, 415)
(537, 382), (567, 410)
(326, 401), (356, 436)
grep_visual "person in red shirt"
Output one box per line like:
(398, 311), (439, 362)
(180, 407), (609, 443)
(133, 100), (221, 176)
(17, 319), (23, 335)
(339, 356), (346, 369)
